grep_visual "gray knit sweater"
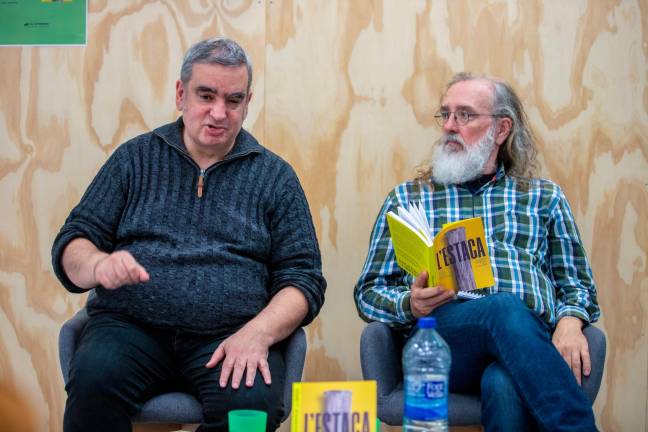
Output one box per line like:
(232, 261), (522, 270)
(52, 118), (326, 335)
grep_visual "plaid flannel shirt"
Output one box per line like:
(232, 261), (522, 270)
(354, 165), (599, 330)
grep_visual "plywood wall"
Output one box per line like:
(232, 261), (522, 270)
(0, 1), (646, 431)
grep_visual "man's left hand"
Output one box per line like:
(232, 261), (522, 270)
(205, 322), (273, 389)
(552, 316), (590, 385)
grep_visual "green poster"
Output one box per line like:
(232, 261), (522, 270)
(0, 0), (86, 46)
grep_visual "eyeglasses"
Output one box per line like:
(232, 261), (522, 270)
(434, 109), (500, 127)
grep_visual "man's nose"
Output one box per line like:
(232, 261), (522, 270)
(443, 112), (459, 134)
(209, 99), (226, 120)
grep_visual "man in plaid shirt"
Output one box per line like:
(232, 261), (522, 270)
(355, 73), (600, 431)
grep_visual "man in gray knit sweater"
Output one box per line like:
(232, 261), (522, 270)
(52, 38), (326, 432)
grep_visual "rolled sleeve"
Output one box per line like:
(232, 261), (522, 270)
(548, 188), (600, 324)
(51, 149), (128, 293)
(268, 169), (326, 326)
(354, 190), (416, 330)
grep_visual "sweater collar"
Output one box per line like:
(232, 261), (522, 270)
(154, 117), (264, 160)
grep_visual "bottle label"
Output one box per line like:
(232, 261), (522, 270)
(404, 374), (448, 421)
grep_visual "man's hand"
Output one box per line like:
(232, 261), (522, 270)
(204, 286), (308, 389)
(552, 316), (590, 385)
(94, 250), (150, 290)
(205, 322), (273, 389)
(62, 238), (150, 290)
(410, 271), (455, 318)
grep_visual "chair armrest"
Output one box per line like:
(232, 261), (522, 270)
(58, 307), (90, 384)
(360, 322), (403, 397)
(582, 324), (606, 404)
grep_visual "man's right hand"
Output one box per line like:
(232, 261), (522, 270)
(410, 271), (455, 318)
(93, 251), (150, 289)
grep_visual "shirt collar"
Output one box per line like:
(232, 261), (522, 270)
(154, 117), (264, 159)
(470, 164), (506, 194)
(431, 163), (506, 195)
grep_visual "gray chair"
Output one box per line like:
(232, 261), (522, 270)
(360, 321), (606, 426)
(59, 304), (307, 425)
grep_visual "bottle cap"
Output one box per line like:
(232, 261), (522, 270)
(417, 317), (436, 329)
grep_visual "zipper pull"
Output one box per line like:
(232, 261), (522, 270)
(197, 169), (205, 198)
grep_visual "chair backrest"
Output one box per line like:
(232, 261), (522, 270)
(281, 327), (307, 419)
(581, 324), (607, 404)
(58, 302), (307, 424)
(58, 306), (89, 384)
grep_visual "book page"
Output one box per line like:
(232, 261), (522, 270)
(412, 202), (433, 243)
(386, 212), (433, 279)
(395, 203), (433, 244)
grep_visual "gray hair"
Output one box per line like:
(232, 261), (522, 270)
(180, 38), (253, 91)
(417, 72), (539, 182)
(449, 72), (539, 179)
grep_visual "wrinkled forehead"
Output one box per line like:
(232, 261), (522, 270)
(442, 79), (495, 111)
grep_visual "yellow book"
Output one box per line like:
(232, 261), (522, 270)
(386, 203), (495, 292)
(291, 380), (377, 432)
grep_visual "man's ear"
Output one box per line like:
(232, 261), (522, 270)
(242, 91), (253, 120)
(495, 117), (512, 145)
(175, 79), (185, 111)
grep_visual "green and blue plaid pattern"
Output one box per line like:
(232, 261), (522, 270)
(354, 165), (599, 330)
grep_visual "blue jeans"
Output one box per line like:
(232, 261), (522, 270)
(430, 293), (596, 432)
(481, 362), (537, 432)
(63, 312), (285, 432)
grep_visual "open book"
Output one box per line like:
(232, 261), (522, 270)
(386, 202), (495, 293)
(291, 380), (377, 432)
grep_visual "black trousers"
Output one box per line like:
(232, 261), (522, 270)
(63, 312), (285, 432)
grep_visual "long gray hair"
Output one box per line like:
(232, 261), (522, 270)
(417, 72), (539, 182)
(180, 38), (253, 91)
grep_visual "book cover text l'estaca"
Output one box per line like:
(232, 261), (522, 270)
(291, 380), (377, 432)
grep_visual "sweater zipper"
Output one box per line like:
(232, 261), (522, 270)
(197, 169), (205, 198)
(158, 140), (259, 199)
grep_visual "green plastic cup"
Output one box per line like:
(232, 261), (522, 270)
(228, 409), (267, 432)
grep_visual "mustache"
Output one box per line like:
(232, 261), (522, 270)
(441, 134), (466, 149)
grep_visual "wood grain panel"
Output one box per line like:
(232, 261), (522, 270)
(266, 2), (648, 431)
(1, 1), (646, 431)
(0, 1), (265, 431)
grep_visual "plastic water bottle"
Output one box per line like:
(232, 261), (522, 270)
(402, 317), (451, 432)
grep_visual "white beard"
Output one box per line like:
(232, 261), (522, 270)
(430, 124), (497, 185)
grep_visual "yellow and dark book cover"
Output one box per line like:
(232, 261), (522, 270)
(387, 208), (494, 292)
(291, 380), (377, 432)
